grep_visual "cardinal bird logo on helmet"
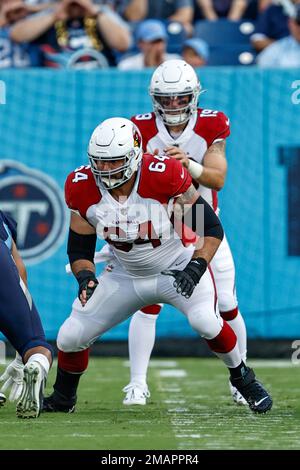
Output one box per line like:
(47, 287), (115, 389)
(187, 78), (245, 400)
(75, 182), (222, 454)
(133, 129), (141, 148)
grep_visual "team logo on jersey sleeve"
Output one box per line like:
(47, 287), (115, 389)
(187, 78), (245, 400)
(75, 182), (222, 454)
(0, 160), (67, 264)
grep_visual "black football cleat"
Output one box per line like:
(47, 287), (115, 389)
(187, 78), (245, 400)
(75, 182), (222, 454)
(230, 367), (272, 414)
(0, 392), (6, 407)
(42, 391), (76, 413)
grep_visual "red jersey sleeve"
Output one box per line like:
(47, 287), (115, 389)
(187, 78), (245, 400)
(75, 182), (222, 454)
(64, 166), (101, 219)
(131, 113), (158, 152)
(170, 157), (192, 197)
(138, 154), (192, 203)
(194, 109), (230, 147)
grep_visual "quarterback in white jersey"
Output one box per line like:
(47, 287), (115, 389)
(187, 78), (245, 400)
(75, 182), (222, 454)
(43, 117), (272, 415)
(123, 59), (248, 406)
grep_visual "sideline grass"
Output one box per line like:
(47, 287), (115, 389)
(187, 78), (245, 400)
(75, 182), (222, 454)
(0, 358), (299, 450)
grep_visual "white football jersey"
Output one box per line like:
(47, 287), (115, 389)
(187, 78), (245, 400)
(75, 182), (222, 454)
(65, 155), (197, 277)
(132, 109), (230, 210)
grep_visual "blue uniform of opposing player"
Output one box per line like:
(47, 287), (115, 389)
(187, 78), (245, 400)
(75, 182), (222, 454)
(0, 210), (53, 418)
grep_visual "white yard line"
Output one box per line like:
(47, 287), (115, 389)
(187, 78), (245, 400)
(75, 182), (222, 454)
(123, 360), (178, 368)
(159, 370), (187, 378)
(121, 357), (198, 448)
(155, 364), (203, 450)
(249, 360), (297, 368)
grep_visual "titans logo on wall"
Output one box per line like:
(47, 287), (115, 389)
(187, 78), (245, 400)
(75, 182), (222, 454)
(0, 160), (67, 264)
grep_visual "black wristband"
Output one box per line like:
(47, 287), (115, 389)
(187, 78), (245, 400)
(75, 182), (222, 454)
(186, 257), (207, 283)
(192, 257), (208, 270)
(67, 229), (96, 265)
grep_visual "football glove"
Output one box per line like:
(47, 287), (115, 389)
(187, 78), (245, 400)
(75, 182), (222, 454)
(162, 257), (207, 299)
(76, 270), (99, 301)
(0, 352), (24, 402)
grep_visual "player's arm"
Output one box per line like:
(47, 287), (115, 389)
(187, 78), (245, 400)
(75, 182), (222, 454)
(163, 184), (224, 298)
(196, 140), (227, 190)
(175, 183), (224, 264)
(68, 211), (98, 306)
(11, 241), (27, 286)
(165, 140), (227, 191)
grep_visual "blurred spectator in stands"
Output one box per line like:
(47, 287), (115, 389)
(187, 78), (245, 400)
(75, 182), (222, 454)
(108, 0), (194, 35)
(182, 37), (209, 66)
(257, 2), (300, 65)
(258, 0), (273, 11)
(93, 1), (147, 22)
(0, 0), (42, 68)
(118, 19), (180, 70)
(195, 0), (250, 20)
(119, 0), (147, 22)
(24, 0), (56, 11)
(251, 0), (300, 52)
(10, 0), (131, 67)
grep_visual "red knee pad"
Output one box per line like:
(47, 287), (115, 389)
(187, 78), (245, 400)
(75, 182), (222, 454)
(140, 305), (162, 315)
(206, 321), (237, 353)
(220, 307), (238, 321)
(58, 349), (90, 373)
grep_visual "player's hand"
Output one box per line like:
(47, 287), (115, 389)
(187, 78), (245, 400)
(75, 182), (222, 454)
(162, 258), (207, 299)
(0, 353), (24, 402)
(75, 270), (99, 306)
(164, 146), (190, 168)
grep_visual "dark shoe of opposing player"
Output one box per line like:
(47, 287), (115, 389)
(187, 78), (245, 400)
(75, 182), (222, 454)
(42, 390), (76, 413)
(230, 366), (272, 413)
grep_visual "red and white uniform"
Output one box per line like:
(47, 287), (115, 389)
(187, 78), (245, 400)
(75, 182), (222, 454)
(65, 155), (194, 277)
(58, 155), (224, 353)
(132, 109), (230, 211)
(132, 110), (237, 313)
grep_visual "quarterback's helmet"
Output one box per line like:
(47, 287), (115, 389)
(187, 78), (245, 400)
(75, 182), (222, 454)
(149, 59), (202, 126)
(88, 117), (143, 190)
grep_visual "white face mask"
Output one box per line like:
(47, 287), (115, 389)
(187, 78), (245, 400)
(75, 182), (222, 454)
(163, 110), (190, 126)
(89, 149), (142, 190)
(153, 93), (196, 126)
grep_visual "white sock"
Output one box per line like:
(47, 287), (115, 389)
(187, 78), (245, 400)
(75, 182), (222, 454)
(27, 353), (50, 378)
(226, 311), (247, 363)
(128, 311), (158, 387)
(213, 343), (242, 368)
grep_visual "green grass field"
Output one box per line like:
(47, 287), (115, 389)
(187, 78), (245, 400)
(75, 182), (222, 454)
(0, 358), (299, 450)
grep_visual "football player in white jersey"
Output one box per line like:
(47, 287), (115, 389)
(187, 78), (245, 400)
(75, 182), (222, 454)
(124, 59), (248, 406)
(42, 117), (272, 415)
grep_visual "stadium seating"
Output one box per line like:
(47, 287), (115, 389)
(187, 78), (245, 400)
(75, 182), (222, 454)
(165, 21), (187, 54)
(126, 20), (187, 56)
(207, 45), (256, 66)
(193, 19), (256, 66)
(194, 19), (255, 47)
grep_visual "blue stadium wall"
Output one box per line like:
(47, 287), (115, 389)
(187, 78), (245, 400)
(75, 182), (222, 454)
(0, 68), (300, 341)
